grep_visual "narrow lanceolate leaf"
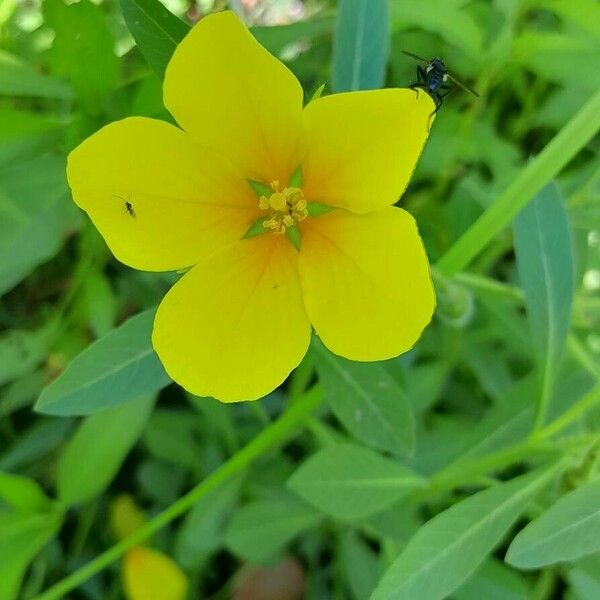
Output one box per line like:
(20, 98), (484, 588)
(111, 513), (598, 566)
(312, 338), (414, 456)
(57, 396), (155, 505)
(36, 309), (170, 416)
(506, 477), (600, 569)
(513, 182), (574, 421)
(120, 0), (189, 77)
(371, 466), (559, 600)
(332, 0), (389, 91)
(287, 444), (424, 521)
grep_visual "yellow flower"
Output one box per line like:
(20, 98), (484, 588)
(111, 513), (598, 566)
(67, 11), (435, 402)
(110, 495), (188, 600)
(123, 547), (188, 600)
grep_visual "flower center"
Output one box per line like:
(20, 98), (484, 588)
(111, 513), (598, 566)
(258, 181), (307, 234)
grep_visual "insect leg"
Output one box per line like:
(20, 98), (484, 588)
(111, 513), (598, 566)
(409, 83), (421, 98)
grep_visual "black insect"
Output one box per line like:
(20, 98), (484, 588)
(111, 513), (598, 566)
(112, 193), (136, 218)
(403, 51), (479, 113)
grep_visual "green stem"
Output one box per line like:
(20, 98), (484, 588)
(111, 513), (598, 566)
(567, 336), (600, 381)
(452, 271), (523, 301)
(534, 384), (600, 441)
(455, 272), (599, 382)
(436, 88), (600, 277)
(33, 387), (322, 600)
(533, 367), (554, 432)
(425, 433), (596, 497)
(426, 440), (555, 494)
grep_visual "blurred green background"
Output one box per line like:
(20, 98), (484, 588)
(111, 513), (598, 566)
(1, 0), (599, 599)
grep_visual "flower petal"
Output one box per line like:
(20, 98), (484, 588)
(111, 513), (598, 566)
(67, 117), (259, 271)
(302, 89), (434, 213)
(152, 234), (311, 402)
(164, 11), (304, 182)
(298, 208), (435, 360)
(110, 495), (146, 541)
(123, 547), (188, 600)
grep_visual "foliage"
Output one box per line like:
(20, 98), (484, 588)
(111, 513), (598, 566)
(1, 0), (599, 599)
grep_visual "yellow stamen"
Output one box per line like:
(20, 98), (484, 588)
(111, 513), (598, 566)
(257, 182), (308, 235)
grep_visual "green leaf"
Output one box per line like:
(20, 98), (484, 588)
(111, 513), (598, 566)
(224, 498), (321, 563)
(371, 467), (558, 600)
(120, 0), (190, 78)
(0, 51), (72, 99)
(512, 32), (600, 92)
(341, 531), (381, 600)
(332, 0), (389, 92)
(456, 378), (536, 462)
(56, 395), (155, 505)
(0, 108), (66, 164)
(0, 472), (50, 513)
(391, 0), (483, 59)
(541, 0), (600, 38)
(143, 409), (203, 472)
(0, 316), (60, 387)
(567, 556), (600, 600)
(0, 420), (73, 472)
(312, 339), (415, 456)
(0, 155), (76, 295)
(247, 178), (273, 198)
(44, 0), (119, 111)
(252, 16), (334, 57)
(81, 269), (118, 338)
(287, 443), (424, 521)
(0, 509), (63, 600)
(506, 477), (600, 569)
(455, 558), (530, 600)
(36, 309), (170, 416)
(175, 477), (242, 570)
(513, 182), (575, 424)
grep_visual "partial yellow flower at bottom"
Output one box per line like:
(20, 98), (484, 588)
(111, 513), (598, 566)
(110, 495), (188, 600)
(123, 547), (188, 600)
(67, 11), (436, 402)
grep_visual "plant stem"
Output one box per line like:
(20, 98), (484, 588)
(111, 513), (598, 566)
(33, 386), (323, 600)
(455, 272), (599, 381)
(436, 88), (600, 277)
(425, 440), (555, 494)
(535, 384), (600, 441)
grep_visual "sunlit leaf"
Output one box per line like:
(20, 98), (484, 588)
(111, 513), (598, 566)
(120, 0), (189, 77)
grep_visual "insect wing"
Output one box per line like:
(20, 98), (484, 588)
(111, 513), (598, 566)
(446, 72), (480, 97)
